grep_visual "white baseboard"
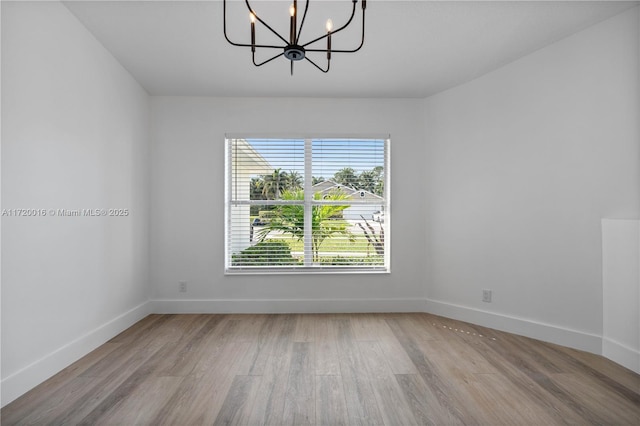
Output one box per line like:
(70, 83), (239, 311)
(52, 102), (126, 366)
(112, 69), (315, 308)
(424, 298), (603, 355)
(1, 301), (151, 407)
(150, 298), (425, 314)
(602, 337), (640, 374)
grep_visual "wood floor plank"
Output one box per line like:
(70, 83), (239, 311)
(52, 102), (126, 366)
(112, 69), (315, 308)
(409, 313), (455, 341)
(80, 316), (173, 378)
(198, 342), (257, 424)
(315, 316), (341, 376)
(106, 314), (169, 344)
(335, 319), (385, 425)
(246, 348), (294, 426)
(190, 319), (246, 376)
(554, 344), (640, 392)
(461, 372), (561, 425)
(542, 340), (640, 405)
(358, 341), (418, 426)
(42, 338), (170, 425)
(282, 342), (315, 425)
(467, 326), (603, 424)
(292, 314), (316, 342)
(351, 313), (382, 341)
(76, 342), (176, 425)
(510, 334), (572, 373)
(229, 314), (269, 342)
(92, 376), (183, 425)
(235, 315), (285, 376)
(384, 317), (480, 425)
(13, 377), (99, 425)
(247, 315), (297, 426)
(426, 314), (497, 343)
(150, 341), (250, 425)
(414, 338), (495, 380)
(146, 374), (202, 425)
(411, 340), (510, 425)
(550, 372), (640, 425)
(213, 375), (262, 426)
(395, 373), (463, 426)
(155, 314), (227, 377)
(315, 375), (349, 426)
(0, 342), (122, 425)
(374, 317), (418, 375)
(394, 314), (442, 342)
(444, 337), (499, 374)
(3, 313), (639, 426)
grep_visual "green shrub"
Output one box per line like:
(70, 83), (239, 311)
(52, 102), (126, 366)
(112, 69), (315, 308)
(319, 256), (384, 266)
(258, 210), (276, 222)
(232, 240), (299, 266)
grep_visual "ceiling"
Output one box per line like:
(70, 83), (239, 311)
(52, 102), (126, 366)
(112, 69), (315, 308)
(63, 1), (638, 98)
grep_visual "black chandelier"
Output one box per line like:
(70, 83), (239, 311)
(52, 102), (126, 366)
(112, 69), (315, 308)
(223, 0), (366, 75)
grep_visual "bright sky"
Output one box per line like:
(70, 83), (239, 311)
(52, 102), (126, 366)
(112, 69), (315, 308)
(247, 138), (385, 179)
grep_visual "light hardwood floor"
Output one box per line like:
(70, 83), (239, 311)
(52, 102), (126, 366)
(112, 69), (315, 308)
(2, 313), (639, 425)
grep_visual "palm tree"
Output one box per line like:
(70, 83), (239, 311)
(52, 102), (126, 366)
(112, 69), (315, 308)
(261, 168), (284, 200)
(333, 167), (358, 189)
(250, 177), (265, 200)
(285, 170), (303, 191)
(358, 170), (378, 193)
(256, 188), (354, 262)
(372, 166), (384, 196)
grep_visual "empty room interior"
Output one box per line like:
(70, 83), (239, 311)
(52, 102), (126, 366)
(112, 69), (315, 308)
(1, 0), (639, 424)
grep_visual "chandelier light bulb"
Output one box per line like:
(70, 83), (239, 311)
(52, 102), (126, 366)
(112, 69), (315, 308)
(326, 18), (333, 32)
(249, 12), (256, 23)
(289, 4), (295, 17)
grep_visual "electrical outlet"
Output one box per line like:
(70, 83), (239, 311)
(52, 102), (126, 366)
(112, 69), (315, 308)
(482, 289), (492, 303)
(179, 281), (187, 293)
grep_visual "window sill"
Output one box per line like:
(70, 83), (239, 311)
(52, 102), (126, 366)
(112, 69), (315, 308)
(225, 266), (390, 275)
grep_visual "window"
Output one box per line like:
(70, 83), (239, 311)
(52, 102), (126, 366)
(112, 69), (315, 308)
(225, 137), (389, 273)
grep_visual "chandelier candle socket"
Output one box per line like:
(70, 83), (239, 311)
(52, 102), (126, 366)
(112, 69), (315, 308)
(223, 0), (367, 75)
(290, 3), (296, 44)
(326, 18), (332, 60)
(250, 12), (256, 52)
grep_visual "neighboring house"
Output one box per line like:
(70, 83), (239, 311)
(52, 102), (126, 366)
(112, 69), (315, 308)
(312, 180), (384, 221)
(230, 139), (272, 254)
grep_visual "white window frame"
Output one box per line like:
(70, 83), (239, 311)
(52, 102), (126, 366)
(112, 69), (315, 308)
(225, 135), (390, 274)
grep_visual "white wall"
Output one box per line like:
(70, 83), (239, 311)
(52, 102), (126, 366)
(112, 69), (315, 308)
(150, 97), (426, 311)
(423, 7), (640, 352)
(602, 219), (640, 373)
(1, 1), (151, 405)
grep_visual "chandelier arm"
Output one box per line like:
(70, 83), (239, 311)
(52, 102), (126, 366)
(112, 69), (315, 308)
(295, 0), (310, 45)
(253, 51), (285, 67)
(333, 7), (365, 53)
(223, 0), (284, 48)
(250, 44), (287, 49)
(233, 42), (289, 49)
(305, 56), (330, 73)
(223, 0), (245, 47)
(244, 0), (290, 46)
(304, 8), (365, 53)
(301, 0), (356, 48)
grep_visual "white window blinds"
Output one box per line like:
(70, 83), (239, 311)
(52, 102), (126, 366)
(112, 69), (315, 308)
(226, 137), (389, 273)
